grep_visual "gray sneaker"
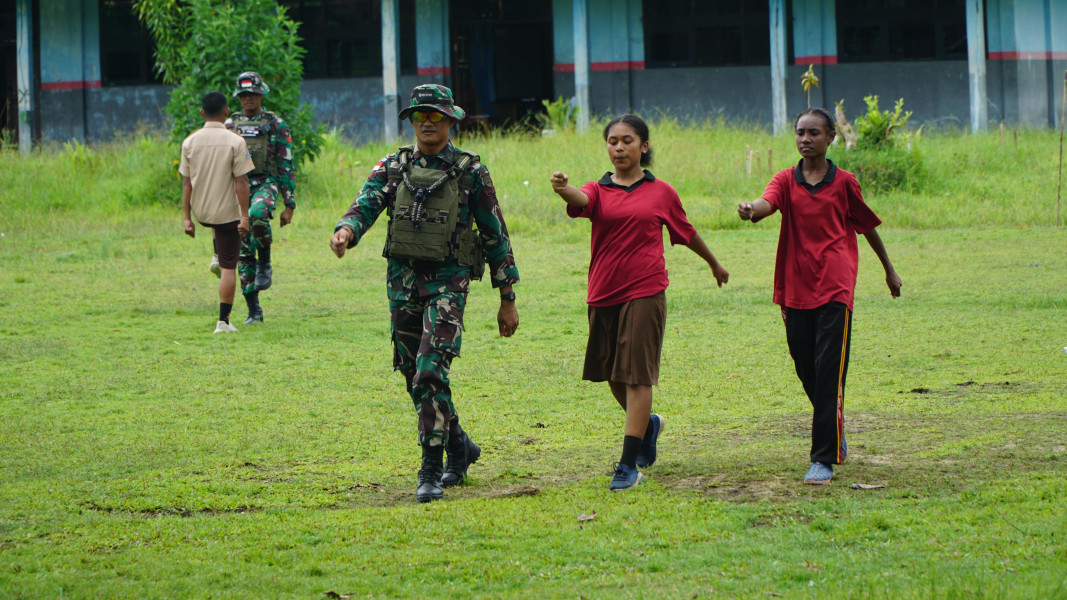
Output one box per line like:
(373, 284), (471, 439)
(803, 462), (834, 485)
(209, 254), (221, 278)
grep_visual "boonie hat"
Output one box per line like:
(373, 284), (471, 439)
(398, 84), (465, 121)
(233, 71), (270, 97)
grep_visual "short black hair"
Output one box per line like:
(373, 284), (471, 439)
(603, 113), (654, 167)
(794, 107), (836, 134)
(201, 91), (229, 118)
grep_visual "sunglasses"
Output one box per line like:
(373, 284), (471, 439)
(411, 111), (447, 123)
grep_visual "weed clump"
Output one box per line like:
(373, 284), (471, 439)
(833, 96), (925, 193)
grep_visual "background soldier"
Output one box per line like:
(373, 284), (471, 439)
(223, 71), (297, 324)
(330, 84), (520, 503)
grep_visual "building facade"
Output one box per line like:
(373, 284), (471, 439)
(3, 0), (1065, 150)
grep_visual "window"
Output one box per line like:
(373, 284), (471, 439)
(838, 0), (966, 62)
(644, 0), (770, 68)
(100, 0), (161, 85)
(280, 0), (415, 78)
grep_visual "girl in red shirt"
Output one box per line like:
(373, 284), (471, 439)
(738, 108), (902, 485)
(551, 114), (730, 491)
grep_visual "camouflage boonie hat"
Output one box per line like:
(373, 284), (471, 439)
(233, 71), (270, 97)
(398, 84), (465, 121)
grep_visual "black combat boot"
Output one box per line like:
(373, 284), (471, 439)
(441, 422), (481, 488)
(254, 245), (272, 291)
(243, 291), (264, 324)
(415, 445), (445, 503)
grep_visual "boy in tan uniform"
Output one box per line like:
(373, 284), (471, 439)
(180, 91), (256, 333)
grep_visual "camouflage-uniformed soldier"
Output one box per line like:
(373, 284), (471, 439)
(224, 71), (297, 324)
(330, 84), (520, 503)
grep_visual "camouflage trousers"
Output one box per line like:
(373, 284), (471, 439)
(389, 289), (466, 447)
(238, 181), (278, 295)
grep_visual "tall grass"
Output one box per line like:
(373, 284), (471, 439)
(1, 122), (1062, 234)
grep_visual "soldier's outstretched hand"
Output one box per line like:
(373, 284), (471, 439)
(330, 227), (352, 258)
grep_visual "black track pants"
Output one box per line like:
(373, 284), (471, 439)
(784, 301), (852, 465)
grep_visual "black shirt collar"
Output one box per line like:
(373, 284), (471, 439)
(598, 169), (655, 193)
(794, 159), (837, 192)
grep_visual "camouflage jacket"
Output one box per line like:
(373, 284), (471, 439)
(225, 109), (296, 209)
(336, 142), (520, 300)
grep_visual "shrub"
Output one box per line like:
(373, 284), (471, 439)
(834, 96), (924, 192)
(536, 97), (579, 133)
(854, 95), (912, 150)
(831, 146), (925, 193)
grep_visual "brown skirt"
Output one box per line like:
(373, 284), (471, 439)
(582, 291), (666, 386)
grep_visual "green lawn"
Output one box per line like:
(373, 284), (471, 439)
(0, 127), (1065, 598)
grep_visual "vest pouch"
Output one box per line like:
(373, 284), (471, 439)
(454, 228), (485, 280)
(386, 166), (460, 262)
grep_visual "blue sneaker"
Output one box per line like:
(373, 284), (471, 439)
(635, 414), (663, 468)
(803, 462), (834, 485)
(609, 463), (645, 491)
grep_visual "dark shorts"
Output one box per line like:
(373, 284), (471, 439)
(202, 220), (241, 269)
(583, 291), (666, 386)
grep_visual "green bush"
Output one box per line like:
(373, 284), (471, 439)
(134, 0), (324, 166)
(835, 95), (924, 192)
(854, 95), (912, 150)
(536, 96), (579, 132)
(832, 146), (925, 193)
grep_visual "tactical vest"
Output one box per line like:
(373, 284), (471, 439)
(383, 146), (486, 280)
(232, 112), (277, 178)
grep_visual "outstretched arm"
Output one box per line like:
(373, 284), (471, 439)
(737, 198), (773, 223)
(863, 228), (902, 297)
(550, 172), (590, 208)
(686, 233), (729, 287)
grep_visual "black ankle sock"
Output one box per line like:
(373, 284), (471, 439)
(258, 246), (271, 264)
(212, 237), (217, 255)
(220, 302), (232, 323)
(620, 435), (643, 468)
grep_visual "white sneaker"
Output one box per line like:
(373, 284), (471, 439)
(209, 254), (221, 278)
(213, 320), (238, 333)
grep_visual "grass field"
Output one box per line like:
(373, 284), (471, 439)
(0, 125), (1065, 598)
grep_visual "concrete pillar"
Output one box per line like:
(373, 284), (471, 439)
(382, 0), (401, 142)
(16, 0), (35, 152)
(415, 0), (450, 81)
(769, 0), (787, 134)
(966, 0), (988, 132)
(573, 0), (590, 133)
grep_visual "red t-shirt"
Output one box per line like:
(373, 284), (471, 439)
(761, 161), (881, 311)
(568, 171), (697, 306)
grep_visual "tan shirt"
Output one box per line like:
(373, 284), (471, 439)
(179, 122), (256, 224)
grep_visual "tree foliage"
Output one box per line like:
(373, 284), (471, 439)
(133, 0), (324, 165)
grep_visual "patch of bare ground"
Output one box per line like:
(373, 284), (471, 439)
(83, 503), (263, 518)
(663, 474), (802, 502)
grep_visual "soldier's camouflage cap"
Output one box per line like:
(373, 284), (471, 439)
(398, 84), (465, 121)
(233, 71), (270, 97)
